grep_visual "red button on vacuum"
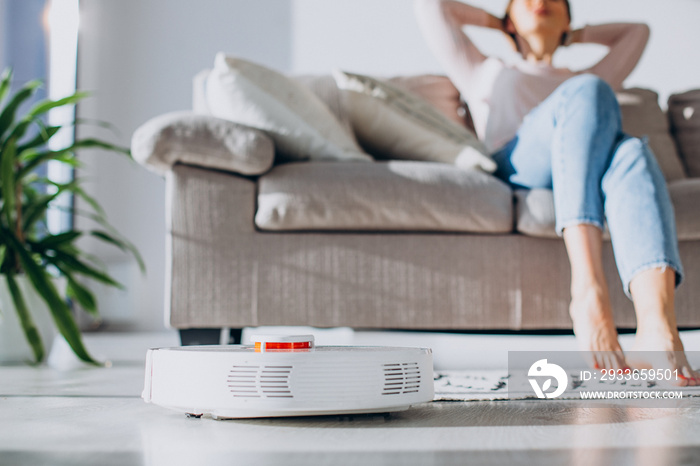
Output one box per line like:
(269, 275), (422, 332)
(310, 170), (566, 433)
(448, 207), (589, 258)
(252, 335), (315, 352)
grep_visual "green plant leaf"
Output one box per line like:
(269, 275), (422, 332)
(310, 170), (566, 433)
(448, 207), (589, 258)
(16, 148), (80, 179)
(27, 91), (89, 119)
(0, 241), (17, 275)
(37, 230), (82, 249)
(51, 260), (99, 316)
(91, 230), (146, 274)
(17, 136), (130, 179)
(74, 184), (107, 219)
(72, 138), (131, 157)
(74, 117), (122, 137)
(0, 70), (143, 366)
(21, 184), (75, 232)
(0, 227), (99, 365)
(0, 79), (42, 141)
(6, 272), (45, 363)
(47, 249), (123, 289)
(1, 137), (17, 226)
(63, 271), (98, 316)
(0, 68), (12, 105)
(6, 118), (34, 145)
(12, 246), (98, 364)
(57, 204), (145, 275)
(29, 177), (106, 222)
(16, 124), (62, 154)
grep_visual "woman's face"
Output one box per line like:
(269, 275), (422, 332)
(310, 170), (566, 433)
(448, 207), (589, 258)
(506, 0), (570, 40)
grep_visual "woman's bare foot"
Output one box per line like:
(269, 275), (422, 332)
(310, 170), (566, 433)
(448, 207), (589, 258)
(628, 267), (700, 387)
(628, 326), (700, 387)
(569, 288), (629, 371)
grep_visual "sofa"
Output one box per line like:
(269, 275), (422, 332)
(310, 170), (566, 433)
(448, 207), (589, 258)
(132, 55), (700, 344)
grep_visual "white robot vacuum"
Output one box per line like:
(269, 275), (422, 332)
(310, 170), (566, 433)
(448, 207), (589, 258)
(143, 335), (434, 419)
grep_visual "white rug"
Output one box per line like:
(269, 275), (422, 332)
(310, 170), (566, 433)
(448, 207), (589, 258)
(433, 370), (700, 402)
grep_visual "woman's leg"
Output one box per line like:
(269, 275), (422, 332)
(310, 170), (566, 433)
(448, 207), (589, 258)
(628, 268), (699, 385)
(494, 74), (693, 376)
(563, 225), (627, 371)
(493, 74), (628, 370)
(601, 136), (698, 385)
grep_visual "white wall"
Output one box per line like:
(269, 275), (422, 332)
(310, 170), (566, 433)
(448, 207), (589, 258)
(76, 0), (292, 330)
(292, 0), (439, 76)
(77, 0), (700, 331)
(293, 0), (700, 104)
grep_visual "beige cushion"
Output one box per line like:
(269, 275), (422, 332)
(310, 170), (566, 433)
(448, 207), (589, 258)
(333, 70), (495, 173)
(204, 53), (371, 163)
(387, 75), (468, 128)
(131, 111), (274, 176)
(256, 161), (513, 233)
(293, 75), (357, 144)
(295, 74), (471, 147)
(514, 189), (558, 239)
(668, 89), (700, 178)
(515, 183), (700, 241)
(669, 179), (700, 240)
(514, 189), (610, 240)
(617, 88), (686, 182)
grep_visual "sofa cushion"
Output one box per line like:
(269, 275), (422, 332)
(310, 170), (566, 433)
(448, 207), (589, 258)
(387, 75), (470, 129)
(618, 88), (686, 182)
(669, 179), (700, 240)
(514, 189), (556, 239)
(256, 161), (513, 233)
(131, 111), (274, 176)
(515, 180), (700, 241)
(204, 53), (371, 163)
(333, 70), (495, 173)
(668, 89), (700, 178)
(295, 74), (471, 142)
(514, 189), (610, 240)
(293, 75), (357, 145)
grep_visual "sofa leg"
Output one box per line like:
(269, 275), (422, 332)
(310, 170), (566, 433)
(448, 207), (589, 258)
(179, 328), (243, 346)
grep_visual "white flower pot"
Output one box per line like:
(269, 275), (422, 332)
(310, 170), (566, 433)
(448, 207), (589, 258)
(0, 276), (63, 364)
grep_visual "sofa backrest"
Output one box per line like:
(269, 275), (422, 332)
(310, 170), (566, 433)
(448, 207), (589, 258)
(669, 90), (700, 178)
(617, 88), (687, 182)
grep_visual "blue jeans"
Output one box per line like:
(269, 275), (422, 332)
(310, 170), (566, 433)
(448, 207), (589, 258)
(492, 74), (683, 297)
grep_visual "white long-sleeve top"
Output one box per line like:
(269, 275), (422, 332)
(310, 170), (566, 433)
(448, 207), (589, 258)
(415, 0), (650, 152)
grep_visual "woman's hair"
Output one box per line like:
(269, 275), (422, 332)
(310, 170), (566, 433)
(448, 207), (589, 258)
(503, 0), (572, 50)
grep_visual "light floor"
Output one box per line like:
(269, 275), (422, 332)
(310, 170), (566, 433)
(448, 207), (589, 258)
(2, 330), (700, 466)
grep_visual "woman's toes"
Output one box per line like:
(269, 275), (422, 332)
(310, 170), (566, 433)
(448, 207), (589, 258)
(589, 350), (628, 372)
(678, 367), (700, 387)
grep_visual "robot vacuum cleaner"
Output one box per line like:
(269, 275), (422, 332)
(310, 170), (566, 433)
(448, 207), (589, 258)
(143, 335), (434, 419)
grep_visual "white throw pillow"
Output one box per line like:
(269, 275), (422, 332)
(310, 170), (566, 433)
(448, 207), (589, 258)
(333, 70), (495, 173)
(205, 53), (372, 162)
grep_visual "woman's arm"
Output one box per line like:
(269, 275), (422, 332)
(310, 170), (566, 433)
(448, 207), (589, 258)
(414, 0), (503, 97)
(573, 23), (650, 90)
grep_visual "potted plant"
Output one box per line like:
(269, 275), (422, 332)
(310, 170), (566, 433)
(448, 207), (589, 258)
(0, 68), (143, 365)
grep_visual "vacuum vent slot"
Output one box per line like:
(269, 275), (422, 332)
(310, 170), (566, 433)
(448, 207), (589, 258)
(260, 366), (293, 398)
(228, 365), (261, 398)
(382, 362), (421, 395)
(228, 365), (294, 398)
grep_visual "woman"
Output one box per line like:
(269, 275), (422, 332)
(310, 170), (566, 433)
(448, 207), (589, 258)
(416, 0), (698, 384)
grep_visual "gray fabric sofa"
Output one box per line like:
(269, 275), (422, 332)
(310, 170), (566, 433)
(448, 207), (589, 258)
(132, 74), (700, 341)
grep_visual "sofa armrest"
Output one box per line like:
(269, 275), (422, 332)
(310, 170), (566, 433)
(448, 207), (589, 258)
(131, 111), (275, 176)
